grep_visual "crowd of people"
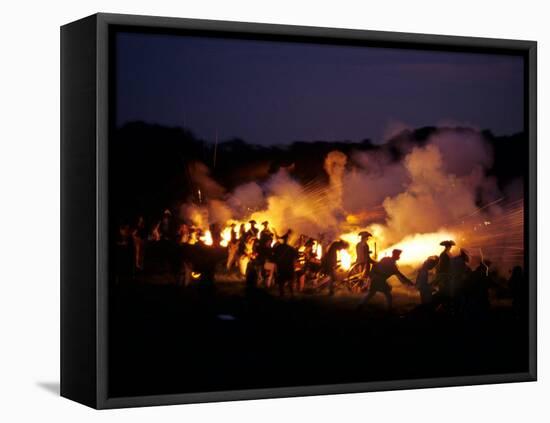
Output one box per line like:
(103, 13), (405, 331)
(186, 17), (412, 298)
(115, 210), (527, 317)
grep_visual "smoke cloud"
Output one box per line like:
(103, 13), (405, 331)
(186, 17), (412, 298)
(177, 127), (523, 269)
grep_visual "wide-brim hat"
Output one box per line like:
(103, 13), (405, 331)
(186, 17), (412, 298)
(440, 240), (456, 247)
(358, 231), (372, 238)
(278, 229), (292, 240)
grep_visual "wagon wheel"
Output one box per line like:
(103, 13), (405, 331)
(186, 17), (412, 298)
(345, 263), (366, 293)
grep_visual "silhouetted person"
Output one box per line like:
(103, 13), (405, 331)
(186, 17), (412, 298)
(245, 220), (259, 240)
(450, 248), (470, 297)
(257, 224), (274, 286)
(226, 223), (240, 273)
(416, 255), (439, 305)
(272, 231), (298, 296)
(355, 231), (374, 276)
(230, 223), (238, 243)
(509, 265), (527, 318)
(245, 239), (260, 292)
(321, 240), (350, 296)
(259, 221), (273, 243)
(462, 259), (491, 322)
(209, 222), (222, 247)
(434, 240), (455, 298)
(358, 249), (413, 310)
(238, 223), (247, 255)
(296, 238), (315, 291)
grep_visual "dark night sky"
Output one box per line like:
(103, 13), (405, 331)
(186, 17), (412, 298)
(115, 31), (524, 145)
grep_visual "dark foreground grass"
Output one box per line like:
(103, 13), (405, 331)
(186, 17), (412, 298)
(109, 278), (528, 398)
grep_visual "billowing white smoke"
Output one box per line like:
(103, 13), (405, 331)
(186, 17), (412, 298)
(226, 182), (265, 218)
(247, 168), (341, 240)
(343, 150), (408, 212)
(382, 144), (479, 243)
(180, 128), (521, 265)
(323, 150), (347, 213)
(187, 161), (225, 199)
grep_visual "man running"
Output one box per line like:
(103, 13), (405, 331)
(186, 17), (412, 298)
(358, 249), (413, 310)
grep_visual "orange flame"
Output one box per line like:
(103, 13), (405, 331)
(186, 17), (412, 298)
(200, 230), (213, 246)
(379, 230), (456, 266)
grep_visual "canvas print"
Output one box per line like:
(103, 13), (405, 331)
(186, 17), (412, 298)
(109, 29), (529, 398)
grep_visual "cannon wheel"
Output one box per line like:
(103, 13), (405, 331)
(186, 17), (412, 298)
(345, 263), (369, 293)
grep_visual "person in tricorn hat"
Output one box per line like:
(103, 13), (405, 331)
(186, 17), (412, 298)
(438, 240), (455, 272)
(245, 220), (259, 240)
(434, 240), (455, 297)
(355, 231), (374, 277)
(358, 249), (413, 310)
(259, 220), (273, 243)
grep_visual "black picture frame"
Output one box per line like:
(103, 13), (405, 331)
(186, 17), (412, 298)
(61, 12), (537, 409)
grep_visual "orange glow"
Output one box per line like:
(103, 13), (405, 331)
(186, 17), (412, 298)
(337, 249), (352, 271)
(191, 216), (456, 274)
(220, 227), (233, 247)
(200, 230), (213, 246)
(379, 230), (456, 266)
(314, 242), (322, 260)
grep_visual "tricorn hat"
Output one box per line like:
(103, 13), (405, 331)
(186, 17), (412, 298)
(278, 229), (292, 240)
(440, 240), (456, 247)
(358, 231), (373, 238)
(261, 220), (269, 226)
(249, 220), (257, 225)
